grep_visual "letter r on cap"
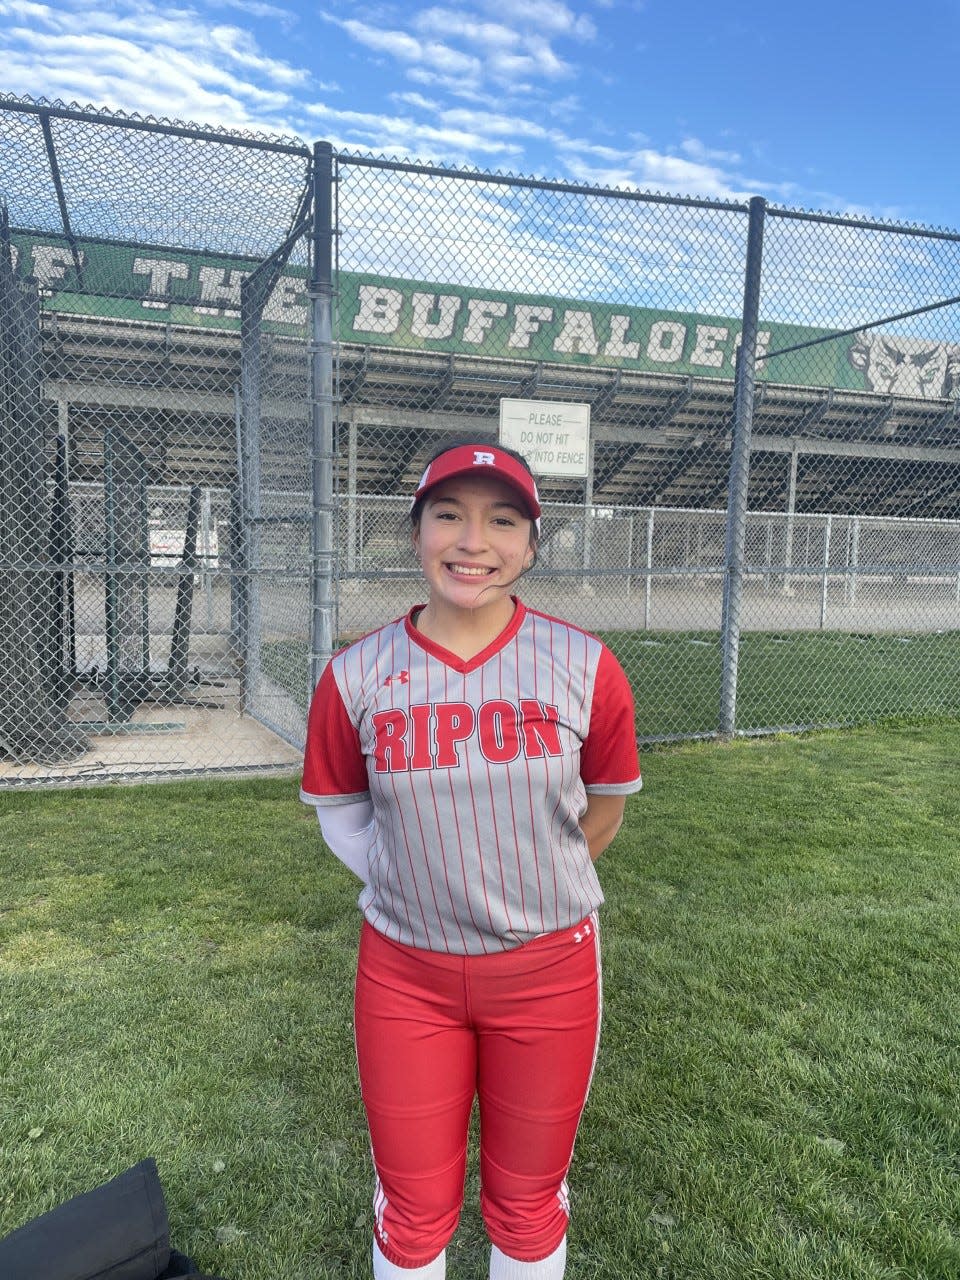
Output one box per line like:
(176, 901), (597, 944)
(473, 451), (495, 465)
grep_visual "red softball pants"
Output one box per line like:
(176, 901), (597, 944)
(353, 914), (602, 1268)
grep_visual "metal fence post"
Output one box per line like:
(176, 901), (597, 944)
(201, 488), (214, 629)
(847, 516), (860, 607)
(308, 141), (337, 697)
(783, 444), (798, 596)
(346, 417), (358, 575)
(719, 195), (766, 737)
(103, 425), (120, 722)
(644, 507), (655, 630)
(238, 281), (263, 715)
(230, 389), (248, 705)
(581, 440), (595, 593)
(820, 515), (833, 629)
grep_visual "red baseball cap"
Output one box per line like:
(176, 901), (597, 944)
(411, 444), (542, 531)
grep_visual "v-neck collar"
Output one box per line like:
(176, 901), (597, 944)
(404, 597), (526, 673)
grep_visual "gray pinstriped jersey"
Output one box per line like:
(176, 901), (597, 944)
(305, 602), (641, 955)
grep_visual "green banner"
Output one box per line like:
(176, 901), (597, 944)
(8, 233), (958, 399)
(8, 233), (308, 332)
(340, 272), (854, 389)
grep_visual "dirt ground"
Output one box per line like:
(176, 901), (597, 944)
(0, 684), (302, 789)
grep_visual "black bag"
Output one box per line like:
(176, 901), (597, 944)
(162, 1249), (221, 1279)
(0, 1158), (225, 1280)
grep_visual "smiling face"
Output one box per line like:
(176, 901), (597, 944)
(412, 474), (536, 622)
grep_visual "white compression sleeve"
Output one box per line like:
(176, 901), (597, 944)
(374, 1240), (445, 1278)
(315, 798), (375, 882)
(489, 1239), (566, 1279)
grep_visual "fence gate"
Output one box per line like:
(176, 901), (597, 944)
(0, 99), (316, 786)
(0, 218), (87, 762)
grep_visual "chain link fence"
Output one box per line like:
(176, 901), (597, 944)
(1, 96), (959, 786)
(0, 97), (314, 785)
(331, 158), (960, 744)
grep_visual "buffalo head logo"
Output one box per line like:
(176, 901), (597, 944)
(848, 332), (955, 399)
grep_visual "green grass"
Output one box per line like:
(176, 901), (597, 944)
(603, 629), (960, 740)
(264, 628), (960, 743)
(3, 723), (960, 1277)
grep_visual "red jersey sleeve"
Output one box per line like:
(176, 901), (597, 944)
(300, 658), (369, 803)
(580, 644), (642, 792)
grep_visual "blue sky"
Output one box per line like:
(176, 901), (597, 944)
(0, 0), (957, 231)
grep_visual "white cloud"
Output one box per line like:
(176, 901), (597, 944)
(338, 17), (481, 76)
(326, 3), (586, 96)
(553, 136), (631, 164)
(629, 150), (746, 199)
(207, 24), (307, 85)
(481, 0), (596, 39)
(680, 137), (742, 167)
(335, 20), (421, 63)
(406, 67), (488, 101)
(414, 9), (518, 50)
(0, 0), (311, 132)
(488, 40), (573, 81)
(212, 0), (296, 20)
(551, 139), (753, 201)
(549, 93), (581, 117)
(0, 0), (55, 22)
(391, 91), (442, 112)
(302, 100), (525, 163)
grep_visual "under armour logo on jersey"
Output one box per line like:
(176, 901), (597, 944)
(573, 922), (593, 944)
(382, 671), (409, 687)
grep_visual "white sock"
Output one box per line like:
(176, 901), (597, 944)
(489, 1237), (566, 1279)
(373, 1237), (446, 1278)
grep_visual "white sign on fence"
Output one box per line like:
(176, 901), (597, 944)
(499, 398), (591, 478)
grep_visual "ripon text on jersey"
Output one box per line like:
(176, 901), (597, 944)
(372, 699), (563, 772)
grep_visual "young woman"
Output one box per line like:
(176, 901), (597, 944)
(301, 441), (642, 1279)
